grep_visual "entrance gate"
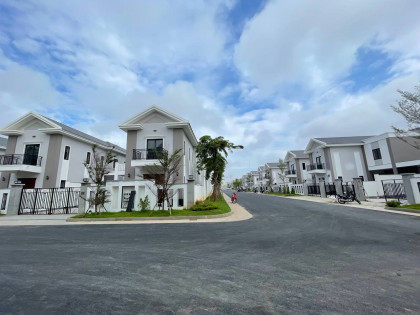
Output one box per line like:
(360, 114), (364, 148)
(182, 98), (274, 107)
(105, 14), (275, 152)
(382, 179), (406, 202)
(18, 187), (80, 215)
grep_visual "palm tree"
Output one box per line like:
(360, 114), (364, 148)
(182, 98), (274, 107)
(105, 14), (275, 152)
(196, 136), (243, 201)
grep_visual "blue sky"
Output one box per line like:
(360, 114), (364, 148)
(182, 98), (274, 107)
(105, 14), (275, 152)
(0, 0), (419, 181)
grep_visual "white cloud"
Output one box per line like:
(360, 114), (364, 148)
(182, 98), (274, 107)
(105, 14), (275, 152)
(234, 0), (420, 92)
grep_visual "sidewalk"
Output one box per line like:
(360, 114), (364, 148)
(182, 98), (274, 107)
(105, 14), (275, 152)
(261, 193), (420, 217)
(0, 194), (253, 226)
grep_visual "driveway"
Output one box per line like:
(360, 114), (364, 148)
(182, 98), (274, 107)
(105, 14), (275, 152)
(0, 190), (419, 314)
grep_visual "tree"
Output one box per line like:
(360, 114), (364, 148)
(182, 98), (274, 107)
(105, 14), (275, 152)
(246, 173), (252, 189)
(83, 145), (115, 215)
(232, 178), (242, 190)
(392, 84), (420, 149)
(266, 172), (274, 192)
(196, 135), (243, 201)
(142, 148), (183, 215)
(278, 158), (287, 183)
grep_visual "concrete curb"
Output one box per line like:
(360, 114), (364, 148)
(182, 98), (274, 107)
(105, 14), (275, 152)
(66, 210), (233, 222)
(384, 206), (420, 214)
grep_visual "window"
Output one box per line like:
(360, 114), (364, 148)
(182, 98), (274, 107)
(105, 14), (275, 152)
(316, 156), (321, 165)
(372, 148), (382, 160)
(189, 148), (191, 160)
(60, 180), (66, 188)
(147, 139), (163, 159)
(302, 163), (306, 170)
(183, 141), (185, 155)
(113, 159), (117, 169)
(1, 193), (7, 210)
(23, 144), (40, 165)
(86, 152), (91, 164)
(64, 146), (70, 160)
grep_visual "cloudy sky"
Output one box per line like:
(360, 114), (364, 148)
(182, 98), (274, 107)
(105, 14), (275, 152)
(0, 0), (419, 181)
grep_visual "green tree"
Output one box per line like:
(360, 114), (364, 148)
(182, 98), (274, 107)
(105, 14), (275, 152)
(232, 178), (242, 190)
(278, 158), (287, 183)
(392, 84), (420, 149)
(142, 148), (183, 215)
(83, 145), (115, 215)
(196, 135), (243, 201)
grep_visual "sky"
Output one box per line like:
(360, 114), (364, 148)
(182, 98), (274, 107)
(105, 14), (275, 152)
(0, 0), (420, 182)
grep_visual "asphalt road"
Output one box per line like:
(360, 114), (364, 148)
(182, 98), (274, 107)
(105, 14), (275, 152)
(0, 191), (419, 314)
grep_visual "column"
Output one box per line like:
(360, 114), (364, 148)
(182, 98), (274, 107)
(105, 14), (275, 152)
(401, 173), (415, 205)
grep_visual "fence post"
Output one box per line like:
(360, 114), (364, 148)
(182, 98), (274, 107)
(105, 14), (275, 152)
(303, 182), (309, 196)
(319, 180), (326, 198)
(5, 183), (25, 215)
(352, 178), (367, 201)
(334, 179), (343, 196)
(78, 183), (90, 214)
(401, 173), (415, 205)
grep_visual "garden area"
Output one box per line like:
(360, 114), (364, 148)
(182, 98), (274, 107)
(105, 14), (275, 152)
(72, 195), (231, 218)
(385, 200), (420, 212)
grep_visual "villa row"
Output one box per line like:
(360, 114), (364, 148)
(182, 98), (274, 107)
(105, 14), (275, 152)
(243, 134), (420, 190)
(0, 106), (212, 213)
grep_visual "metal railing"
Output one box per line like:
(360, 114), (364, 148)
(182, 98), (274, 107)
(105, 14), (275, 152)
(382, 179), (406, 202)
(132, 148), (167, 160)
(307, 184), (321, 196)
(0, 154), (42, 166)
(308, 163), (325, 171)
(285, 170), (296, 175)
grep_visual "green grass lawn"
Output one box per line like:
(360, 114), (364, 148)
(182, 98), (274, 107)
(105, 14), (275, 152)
(72, 195), (231, 218)
(267, 192), (301, 197)
(398, 204), (420, 211)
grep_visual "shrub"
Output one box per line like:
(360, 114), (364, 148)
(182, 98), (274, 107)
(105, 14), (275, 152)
(138, 195), (150, 211)
(386, 200), (401, 208)
(282, 186), (287, 194)
(190, 200), (218, 211)
(286, 186), (290, 194)
(291, 187), (295, 194)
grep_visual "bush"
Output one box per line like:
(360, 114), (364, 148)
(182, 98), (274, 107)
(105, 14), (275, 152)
(190, 200), (218, 211)
(286, 186), (290, 194)
(138, 196), (150, 211)
(291, 187), (295, 194)
(386, 200), (401, 207)
(282, 186), (287, 194)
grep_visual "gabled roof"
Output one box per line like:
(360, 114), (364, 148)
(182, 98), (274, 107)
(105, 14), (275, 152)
(305, 136), (372, 153)
(285, 150), (309, 161)
(250, 171), (258, 175)
(0, 112), (125, 154)
(119, 105), (198, 146)
(0, 136), (7, 149)
(265, 162), (279, 168)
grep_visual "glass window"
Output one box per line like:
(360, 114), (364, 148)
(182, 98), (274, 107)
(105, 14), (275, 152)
(60, 180), (66, 188)
(64, 146), (70, 160)
(302, 163), (306, 170)
(24, 144), (40, 165)
(372, 148), (382, 160)
(86, 152), (91, 164)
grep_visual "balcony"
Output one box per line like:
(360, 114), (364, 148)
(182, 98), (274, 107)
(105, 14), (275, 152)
(285, 170), (297, 177)
(131, 148), (167, 168)
(0, 154), (43, 173)
(307, 163), (326, 174)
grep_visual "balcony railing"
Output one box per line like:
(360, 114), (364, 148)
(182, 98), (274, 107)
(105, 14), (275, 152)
(132, 148), (167, 160)
(0, 154), (43, 166)
(308, 163), (325, 171)
(285, 170), (296, 175)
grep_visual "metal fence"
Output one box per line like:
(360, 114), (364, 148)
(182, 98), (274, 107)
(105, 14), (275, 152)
(342, 183), (355, 195)
(307, 184), (320, 196)
(325, 183), (337, 196)
(382, 179), (406, 202)
(19, 187), (80, 215)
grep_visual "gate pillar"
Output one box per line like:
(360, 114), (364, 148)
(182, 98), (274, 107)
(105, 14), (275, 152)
(401, 173), (415, 205)
(352, 178), (367, 201)
(6, 183), (25, 215)
(303, 182), (309, 196)
(78, 183), (90, 214)
(334, 179), (343, 196)
(319, 180), (327, 198)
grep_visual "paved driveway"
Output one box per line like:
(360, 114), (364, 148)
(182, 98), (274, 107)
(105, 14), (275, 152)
(0, 191), (419, 314)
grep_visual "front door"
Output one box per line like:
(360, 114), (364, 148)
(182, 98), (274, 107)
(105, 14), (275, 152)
(23, 144), (40, 166)
(19, 178), (36, 189)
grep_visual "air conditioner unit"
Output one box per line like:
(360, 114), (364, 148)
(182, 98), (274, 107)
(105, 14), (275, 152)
(82, 178), (90, 183)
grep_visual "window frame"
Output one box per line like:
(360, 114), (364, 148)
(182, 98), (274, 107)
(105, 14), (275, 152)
(64, 146), (71, 160)
(372, 148), (382, 160)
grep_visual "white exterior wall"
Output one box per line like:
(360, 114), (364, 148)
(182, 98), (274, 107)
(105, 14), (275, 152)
(364, 140), (392, 170)
(14, 129), (50, 188)
(309, 145), (332, 183)
(299, 158), (311, 182)
(136, 123), (174, 153)
(330, 147), (368, 182)
(183, 132), (195, 183)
